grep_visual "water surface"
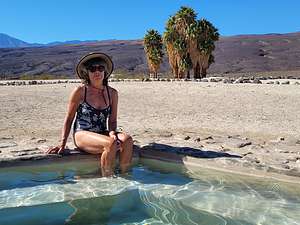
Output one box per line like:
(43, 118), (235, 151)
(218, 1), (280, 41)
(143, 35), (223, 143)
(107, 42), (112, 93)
(0, 158), (299, 225)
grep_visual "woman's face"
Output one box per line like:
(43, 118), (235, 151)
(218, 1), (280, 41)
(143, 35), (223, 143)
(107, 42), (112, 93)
(87, 64), (105, 84)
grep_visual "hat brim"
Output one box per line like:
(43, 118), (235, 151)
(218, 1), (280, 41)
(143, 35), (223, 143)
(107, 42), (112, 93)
(76, 52), (114, 79)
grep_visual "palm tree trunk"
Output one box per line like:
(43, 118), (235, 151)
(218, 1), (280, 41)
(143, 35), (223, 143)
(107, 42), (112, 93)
(194, 63), (200, 79)
(187, 70), (190, 79)
(200, 68), (207, 78)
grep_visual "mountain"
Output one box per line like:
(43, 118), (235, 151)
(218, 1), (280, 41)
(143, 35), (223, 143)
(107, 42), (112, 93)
(0, 33), (33, 48)
(44, 40), (101, 46)
(0, 33), (108, 48)
(0, 32), (300, 79)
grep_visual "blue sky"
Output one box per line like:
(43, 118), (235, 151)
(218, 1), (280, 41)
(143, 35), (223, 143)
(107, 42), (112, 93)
(1, 0), (300, 44)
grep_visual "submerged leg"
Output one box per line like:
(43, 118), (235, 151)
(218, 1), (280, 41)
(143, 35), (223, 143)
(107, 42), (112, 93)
(100, 139), (118, 176)
(74, 131), (118, 176)
(117, 133), (133, 173)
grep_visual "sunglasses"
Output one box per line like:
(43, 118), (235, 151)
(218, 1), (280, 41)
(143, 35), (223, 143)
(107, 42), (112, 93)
(87, 65), (105, 73)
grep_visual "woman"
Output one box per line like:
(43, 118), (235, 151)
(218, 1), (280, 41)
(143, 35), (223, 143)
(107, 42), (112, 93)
(47, 52), (133, 176)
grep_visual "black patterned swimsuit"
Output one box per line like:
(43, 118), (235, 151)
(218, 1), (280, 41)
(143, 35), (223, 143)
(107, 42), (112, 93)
(73, 86), (111, 134)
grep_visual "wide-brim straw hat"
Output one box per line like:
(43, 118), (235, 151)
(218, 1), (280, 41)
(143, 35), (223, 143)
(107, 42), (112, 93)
(76, 52), (114, 79)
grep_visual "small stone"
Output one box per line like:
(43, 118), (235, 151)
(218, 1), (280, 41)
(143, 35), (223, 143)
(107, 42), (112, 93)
(0, 136), (14, 140)
(282, 164), (290, 169)
(279, 150), (290, 153)
(269, 137), (285, 144)
(194, 137), (201, 142)
(253, 79), (262, 84)
(238, 142), (252, 148)
(242, 152), (253, 157)
(37, 139), (47, 143)
(204, 136), (213, 140)
(184, 136), (191, 140)
(234, 77), (243, 84)
(222, 78), (232, 84)
(205, 141), (216, 144)
(281, 81), (290, 85)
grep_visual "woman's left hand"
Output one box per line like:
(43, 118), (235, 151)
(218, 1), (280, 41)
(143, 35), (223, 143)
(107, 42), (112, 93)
(109, 131), (121, 149)
(109, 131), (116, 139)
(46, 145), (65, 155)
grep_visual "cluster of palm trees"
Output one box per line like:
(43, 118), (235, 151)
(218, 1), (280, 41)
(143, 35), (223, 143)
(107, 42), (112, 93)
(143, 6), (219, 79)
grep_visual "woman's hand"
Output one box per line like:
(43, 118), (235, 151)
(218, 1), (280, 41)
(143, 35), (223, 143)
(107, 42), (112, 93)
(46, 145), (65, 155)
(109, 131), (116, 139)
(109, 131), (121, 149)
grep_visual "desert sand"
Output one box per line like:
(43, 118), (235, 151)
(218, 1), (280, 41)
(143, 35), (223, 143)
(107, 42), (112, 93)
(0, 80), (300, 181)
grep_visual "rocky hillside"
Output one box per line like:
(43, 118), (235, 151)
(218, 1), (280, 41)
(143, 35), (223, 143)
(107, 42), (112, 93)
(0, 33), (32, 48)
(0, 32), (300, 79)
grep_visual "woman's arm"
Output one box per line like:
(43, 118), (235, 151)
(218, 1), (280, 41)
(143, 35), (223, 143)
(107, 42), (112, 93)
(47, 86), (82, 154)
(108, 88), (118, 132)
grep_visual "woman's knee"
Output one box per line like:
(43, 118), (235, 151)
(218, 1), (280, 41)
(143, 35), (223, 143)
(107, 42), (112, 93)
(118, 133), (133, 144)
(126, 135), (133, 146)
(105, 137), (118, 152)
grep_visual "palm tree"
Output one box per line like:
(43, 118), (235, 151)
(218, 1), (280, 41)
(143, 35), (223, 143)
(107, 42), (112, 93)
(143, 29), (164, 78)
(163, 16), (180, 78)
(186, 20), (202, 78)
(163, 7), (196, 78)
(187, 18), (219, 78)
(163, 6), (219, 79)
(174, 6), (197, 37)
(174, 7), (196, 78)
(197, 19), (219, 78)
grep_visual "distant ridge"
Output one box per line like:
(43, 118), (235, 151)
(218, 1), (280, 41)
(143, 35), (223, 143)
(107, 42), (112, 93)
(45, 40), (100, 46)
(0, 33), (118, 48)
(0, 33), (32, 48)
(0, 31), (300, 78)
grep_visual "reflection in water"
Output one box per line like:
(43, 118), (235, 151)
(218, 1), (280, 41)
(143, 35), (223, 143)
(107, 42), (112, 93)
(65, 190), (149, 225)
(0, 160), (300, 225)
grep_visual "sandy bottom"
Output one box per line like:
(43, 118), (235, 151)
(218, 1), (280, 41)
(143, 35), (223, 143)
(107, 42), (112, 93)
(0, 81), (300, 180)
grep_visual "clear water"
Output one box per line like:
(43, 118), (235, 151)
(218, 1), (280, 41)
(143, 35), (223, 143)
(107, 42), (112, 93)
(0, 158), (300, 225)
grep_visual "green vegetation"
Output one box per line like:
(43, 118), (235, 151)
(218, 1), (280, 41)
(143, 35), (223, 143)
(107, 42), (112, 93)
(143, 29), (164, 78)
(144, 6), (219, 79)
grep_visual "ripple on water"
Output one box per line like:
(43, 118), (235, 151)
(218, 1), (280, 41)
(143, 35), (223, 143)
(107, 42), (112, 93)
(0, 163), (300, 225)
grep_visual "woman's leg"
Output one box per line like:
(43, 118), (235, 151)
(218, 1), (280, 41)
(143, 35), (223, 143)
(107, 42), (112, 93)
(116, 132), (133, 173)
(74, 131), (117, 176)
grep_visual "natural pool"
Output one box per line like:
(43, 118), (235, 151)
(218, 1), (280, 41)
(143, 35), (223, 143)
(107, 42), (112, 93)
(0, 158), (300, 225)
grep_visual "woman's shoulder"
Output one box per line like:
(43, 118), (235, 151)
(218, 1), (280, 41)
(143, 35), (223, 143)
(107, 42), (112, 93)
(70, 84), (85, 100)
(72, 84), (85, 91)
(107, 85), (118, 96)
